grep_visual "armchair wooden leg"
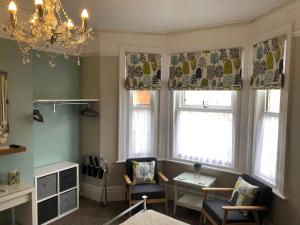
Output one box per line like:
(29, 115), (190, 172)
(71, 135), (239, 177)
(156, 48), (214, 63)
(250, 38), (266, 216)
(165, 199), (168, 214)
(200, 210), (204, 225)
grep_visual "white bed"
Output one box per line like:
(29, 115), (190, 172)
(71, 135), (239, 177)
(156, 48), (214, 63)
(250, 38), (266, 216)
(120, 210), (189, 225)
(104, 196), (189, 225)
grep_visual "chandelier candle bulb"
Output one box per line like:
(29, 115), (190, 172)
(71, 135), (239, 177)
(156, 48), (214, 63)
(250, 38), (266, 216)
(35, 0), (44, 20)
(8, 1), (17, 25)
(67, 19), (74, 30)
(81, 9), (89, 32)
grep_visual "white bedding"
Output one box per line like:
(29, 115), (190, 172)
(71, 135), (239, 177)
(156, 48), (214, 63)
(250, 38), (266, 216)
(120, 210), (189, 225)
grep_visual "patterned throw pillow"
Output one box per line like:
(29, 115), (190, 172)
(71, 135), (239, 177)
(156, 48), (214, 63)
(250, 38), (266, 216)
(132, 160), (156, 185)
(229, 176), (259, 216)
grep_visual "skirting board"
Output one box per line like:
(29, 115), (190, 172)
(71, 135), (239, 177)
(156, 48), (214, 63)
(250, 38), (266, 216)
(81, 183), (126, 202)
(81, 182), (273, 225)
(80, 183), (223, 202)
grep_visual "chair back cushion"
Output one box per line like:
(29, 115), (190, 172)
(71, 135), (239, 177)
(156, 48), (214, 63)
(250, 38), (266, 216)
(229, 176), (259, 215)
(240, 174), (273, 207)
(126, 158), (158, 183)
(132, 160), (156, 185)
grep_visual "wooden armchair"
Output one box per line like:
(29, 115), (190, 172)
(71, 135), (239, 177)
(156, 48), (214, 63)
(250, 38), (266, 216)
(124, 158), (169, 213)
(200, 174), (272, 225)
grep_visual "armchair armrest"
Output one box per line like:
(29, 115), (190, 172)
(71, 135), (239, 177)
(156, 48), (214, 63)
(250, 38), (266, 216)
(124, 174), (132, 185)
(202, 187), (234, 192)
(222, 205), (267, 211)
(221, 205), (267, 224)
(158, 172), (169, 183)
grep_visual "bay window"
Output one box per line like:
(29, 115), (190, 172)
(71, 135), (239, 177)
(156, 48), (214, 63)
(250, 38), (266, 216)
(172, 91), (238, 168)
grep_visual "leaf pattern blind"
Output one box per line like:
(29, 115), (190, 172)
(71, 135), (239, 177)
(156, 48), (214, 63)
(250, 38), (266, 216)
(168, 48), (243, 90)
(125, 52), (162, 90)
(250, 35), (286, 89)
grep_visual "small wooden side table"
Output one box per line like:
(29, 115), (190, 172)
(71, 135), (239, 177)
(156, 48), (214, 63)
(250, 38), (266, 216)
(173, 172), (216, 215)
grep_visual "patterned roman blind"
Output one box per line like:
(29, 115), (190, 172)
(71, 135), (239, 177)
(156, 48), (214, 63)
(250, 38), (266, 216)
(125, 52), (162, 90)
(250, 35), (286, 89)
(168, 48), (243, 90)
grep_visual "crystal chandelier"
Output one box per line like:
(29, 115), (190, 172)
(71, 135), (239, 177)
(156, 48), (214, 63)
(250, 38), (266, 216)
(3, 0), (93, 67)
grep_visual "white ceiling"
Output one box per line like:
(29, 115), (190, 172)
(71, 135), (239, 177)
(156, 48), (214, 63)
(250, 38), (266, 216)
(3, 0), (294, 33)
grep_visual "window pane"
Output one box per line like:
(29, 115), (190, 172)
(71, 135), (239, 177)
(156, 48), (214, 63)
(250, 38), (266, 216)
(267, 90), (281, 113)
(254, 115), (279, 185)
(174, 111), (234, 167)
(183, 91), (232, 108)
(128, 91), (158, 158)
(133, 91), (151, 106)
(129, 109), (153, 157)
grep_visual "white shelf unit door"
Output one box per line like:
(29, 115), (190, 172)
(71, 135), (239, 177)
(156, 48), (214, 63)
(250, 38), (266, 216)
(34, 161), (79, 225)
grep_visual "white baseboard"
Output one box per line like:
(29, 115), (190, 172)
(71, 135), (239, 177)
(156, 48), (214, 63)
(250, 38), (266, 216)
(81, 182), (126, 202)
(81, 182), (226, 202)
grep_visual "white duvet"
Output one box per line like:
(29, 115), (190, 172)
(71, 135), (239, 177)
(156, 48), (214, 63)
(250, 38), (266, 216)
(120, 210), (189, 225)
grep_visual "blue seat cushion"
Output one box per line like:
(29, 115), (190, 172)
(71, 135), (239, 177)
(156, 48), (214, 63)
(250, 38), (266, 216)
(203, 200), (255, 225)
(131, 184), (165, 200)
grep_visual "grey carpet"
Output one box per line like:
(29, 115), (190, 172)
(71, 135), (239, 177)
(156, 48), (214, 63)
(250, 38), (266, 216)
(50, 198), (200, 225)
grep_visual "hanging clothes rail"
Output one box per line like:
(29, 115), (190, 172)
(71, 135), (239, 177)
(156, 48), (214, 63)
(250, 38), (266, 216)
(33, 99), (99, 113)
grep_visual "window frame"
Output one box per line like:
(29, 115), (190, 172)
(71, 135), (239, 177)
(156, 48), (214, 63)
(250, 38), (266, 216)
(252, 90), (280, 186)
(170, 90), (241, 171)
(118, 47), (168, 162)
(126, 90), (159, 159)
(248, 26), (292, 197)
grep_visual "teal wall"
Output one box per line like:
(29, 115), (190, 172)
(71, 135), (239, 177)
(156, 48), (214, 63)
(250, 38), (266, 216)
(0, 38), (34, 185)
(32, 55), (81, 167)
(0, 37), (82, 184)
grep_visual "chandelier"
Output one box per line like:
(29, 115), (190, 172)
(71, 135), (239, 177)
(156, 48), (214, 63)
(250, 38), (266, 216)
(3, 0), (93, 67)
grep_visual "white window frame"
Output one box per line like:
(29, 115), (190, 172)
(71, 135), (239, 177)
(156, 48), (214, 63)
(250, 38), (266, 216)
(164, 43), (250, 173)
(247, 25), (292, 197)
(126, 90), (159, 158)
(252, 90), (280, 185)
(170, 90), (241, 170)
(118, 47), (168, 161)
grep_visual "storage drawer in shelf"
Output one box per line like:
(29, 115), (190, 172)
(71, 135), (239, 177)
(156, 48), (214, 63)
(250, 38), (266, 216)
(60, 189), (77, 214)
(60, 167), (77, 192)
(38, 196), (58, 225)
(37, 173), (57, 201)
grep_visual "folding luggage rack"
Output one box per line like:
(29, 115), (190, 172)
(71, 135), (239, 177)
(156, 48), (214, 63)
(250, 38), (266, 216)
(80, 155), (108, 206)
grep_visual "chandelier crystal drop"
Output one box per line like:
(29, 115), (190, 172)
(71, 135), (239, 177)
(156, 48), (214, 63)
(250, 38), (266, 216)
(3, 0), (93, 67)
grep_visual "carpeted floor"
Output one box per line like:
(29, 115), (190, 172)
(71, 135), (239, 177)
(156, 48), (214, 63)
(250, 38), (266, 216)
(50, 197), (200, 225)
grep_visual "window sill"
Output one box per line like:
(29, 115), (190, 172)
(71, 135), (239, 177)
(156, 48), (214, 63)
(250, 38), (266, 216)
(161, 159), (241, 176)
(116, 158), (241, 176)
(251, 174), (287, 200)
(272, 189), (287, 200)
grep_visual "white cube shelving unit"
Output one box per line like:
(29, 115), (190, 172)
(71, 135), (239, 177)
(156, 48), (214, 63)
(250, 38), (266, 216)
(34, 161), (79, 225)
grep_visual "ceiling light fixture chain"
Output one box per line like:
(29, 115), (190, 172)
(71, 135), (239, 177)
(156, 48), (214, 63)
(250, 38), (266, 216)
(3, 0), (93, 67)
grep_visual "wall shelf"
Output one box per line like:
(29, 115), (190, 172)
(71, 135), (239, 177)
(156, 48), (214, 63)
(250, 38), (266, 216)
(33, 99), (99, 113)
(33, 99), (99, 106)
(0, 146), (26, 156)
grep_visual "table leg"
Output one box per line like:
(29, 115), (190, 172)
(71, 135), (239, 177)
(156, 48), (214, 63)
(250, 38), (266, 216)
(15, 191), (37, 225)
(174, 182), (177, 215)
